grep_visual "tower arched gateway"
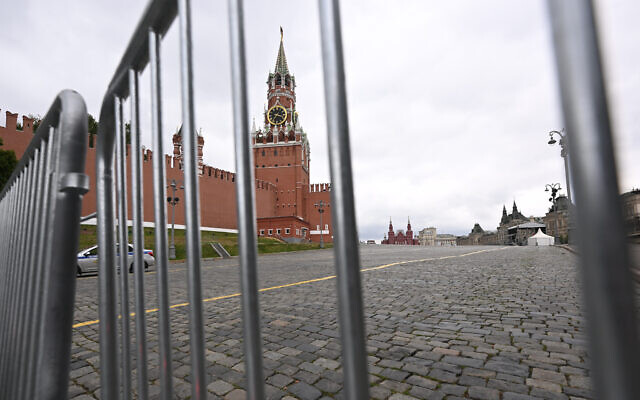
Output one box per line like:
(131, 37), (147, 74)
(252, 29), (332, 243)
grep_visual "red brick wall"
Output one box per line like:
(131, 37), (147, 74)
(0, 112), (34, 159)
(2, 111), (331, 240)
(307, 185), (332, 243)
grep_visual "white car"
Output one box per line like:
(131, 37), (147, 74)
(77, 244), (155, 276)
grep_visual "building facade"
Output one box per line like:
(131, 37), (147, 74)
(418, 227), (436, 246)
(457, 202), (543, 245)
(382, 218), (419, 245)
(0, 33), (332, 243)
(621, 189), (640, 239)
(542, 195), (570, 241)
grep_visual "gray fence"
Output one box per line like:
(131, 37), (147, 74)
(93, 0), (640, 399)
(1, 0), (639, 400)
(93, 0), (366, 399)
(0, 90), (89, 400)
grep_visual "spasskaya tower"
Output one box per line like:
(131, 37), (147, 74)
(251, 28), (331, 243)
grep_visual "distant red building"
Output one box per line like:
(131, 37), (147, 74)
(382, 218), (419, 245)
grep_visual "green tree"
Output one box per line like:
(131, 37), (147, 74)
(0, 138), (18, 191)
(88, 114), (99, 135)
(28, 114), (42, 132)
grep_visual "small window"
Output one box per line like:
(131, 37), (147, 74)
(277, 228), (282, 234)
(262, 165), (265, 168)
(325, 224), (329, 230)
(296, 229), (300, 236)
(285, 228), (290, 235)
(288, 163), (291, 166)
(275, 164), (278, 167)
(259, 229), (265, 235)
(274, 150), (278, 156)
(268, 229), (273, 235)
(262, 150), (265, 156)
(316, 225), (320, 230)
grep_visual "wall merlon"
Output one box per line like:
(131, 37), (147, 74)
(5, 111), (18, 130)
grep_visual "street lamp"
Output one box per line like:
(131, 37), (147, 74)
(548, 129), (572, 204)
(167, 179), (184, 259)
(314, 200), (329, 248)
(545, 183), (562, 241)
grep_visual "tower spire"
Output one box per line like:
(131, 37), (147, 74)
(274, 27), (289, 75)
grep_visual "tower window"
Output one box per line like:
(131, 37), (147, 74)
(274, 150), (277, 156)
(262, 150), (265, 156)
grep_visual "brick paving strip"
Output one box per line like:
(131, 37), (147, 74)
(68, 246), (591, 399)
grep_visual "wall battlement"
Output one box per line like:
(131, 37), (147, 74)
(309, 183), (331, 193)
(1, 111), (34, 135)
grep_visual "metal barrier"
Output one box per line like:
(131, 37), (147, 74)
(94, 0), (367, 399)
(0, 90), (89, 400)
(547, 1), (640, 399)
(85, 1), (640, 400)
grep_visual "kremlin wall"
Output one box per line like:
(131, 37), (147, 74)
(0, 34), (332, 243)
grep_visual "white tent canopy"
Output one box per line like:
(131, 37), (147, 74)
(528, 228), (554, 246)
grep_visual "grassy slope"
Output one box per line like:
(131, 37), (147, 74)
(78, 225), (331, 260)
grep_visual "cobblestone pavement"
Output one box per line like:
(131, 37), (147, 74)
(68, 245), (591, 399)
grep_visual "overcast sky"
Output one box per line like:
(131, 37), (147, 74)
(1, 0), (638, 240)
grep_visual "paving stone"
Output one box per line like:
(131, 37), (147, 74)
(380, 367), (410, 381)
(484, 361), (529, 377)
(532, 367), (567, 385)
(439, 383), (466, 395)
(369, 385), (392, 400)
(288, 381), (322, 400)
(527, 378), (563, 393)
(207, 380), (234, 395)
(224, 389), (246, 400)
(314, 378), (341, 394)
(406, 374), (438, 389)
(267, 373), (294, 388)
(468, 386), (500, 400)
(389, 394), (419, 400)
(503, 393), (543, 400)
(428, 368), (458, 383)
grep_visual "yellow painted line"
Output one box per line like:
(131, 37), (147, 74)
(72, 247), (509, 329)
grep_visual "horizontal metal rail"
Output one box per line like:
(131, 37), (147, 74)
(0, 90), (89, 400)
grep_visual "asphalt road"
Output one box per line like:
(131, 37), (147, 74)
(68, 245), (591, 399)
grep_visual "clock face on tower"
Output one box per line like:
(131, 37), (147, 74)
(267, 105), (287, 125)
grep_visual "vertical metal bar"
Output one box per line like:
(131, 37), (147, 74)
(227, 1), (265, 399)
(547, 1), (640, 399)
(116, 96), (133, 400)
(13, 162), (33, 399)
(25, 136), (54, 400)
(1, 172), (22, 387)
(9, 170), (31, 399)
(317, 0), (370, 398)
(17, 148), (42, 400)
(149, 28), (174, 400)
(129, 67), (150, 400)
(177, 1), (207, 398)
(98, 96), (121, 400)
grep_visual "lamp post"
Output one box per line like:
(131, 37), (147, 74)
(167, 179), (184, 259)
(314, 200), (329, 248)
(545, 183), (562, 241)
(548, 129), (571, 204)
